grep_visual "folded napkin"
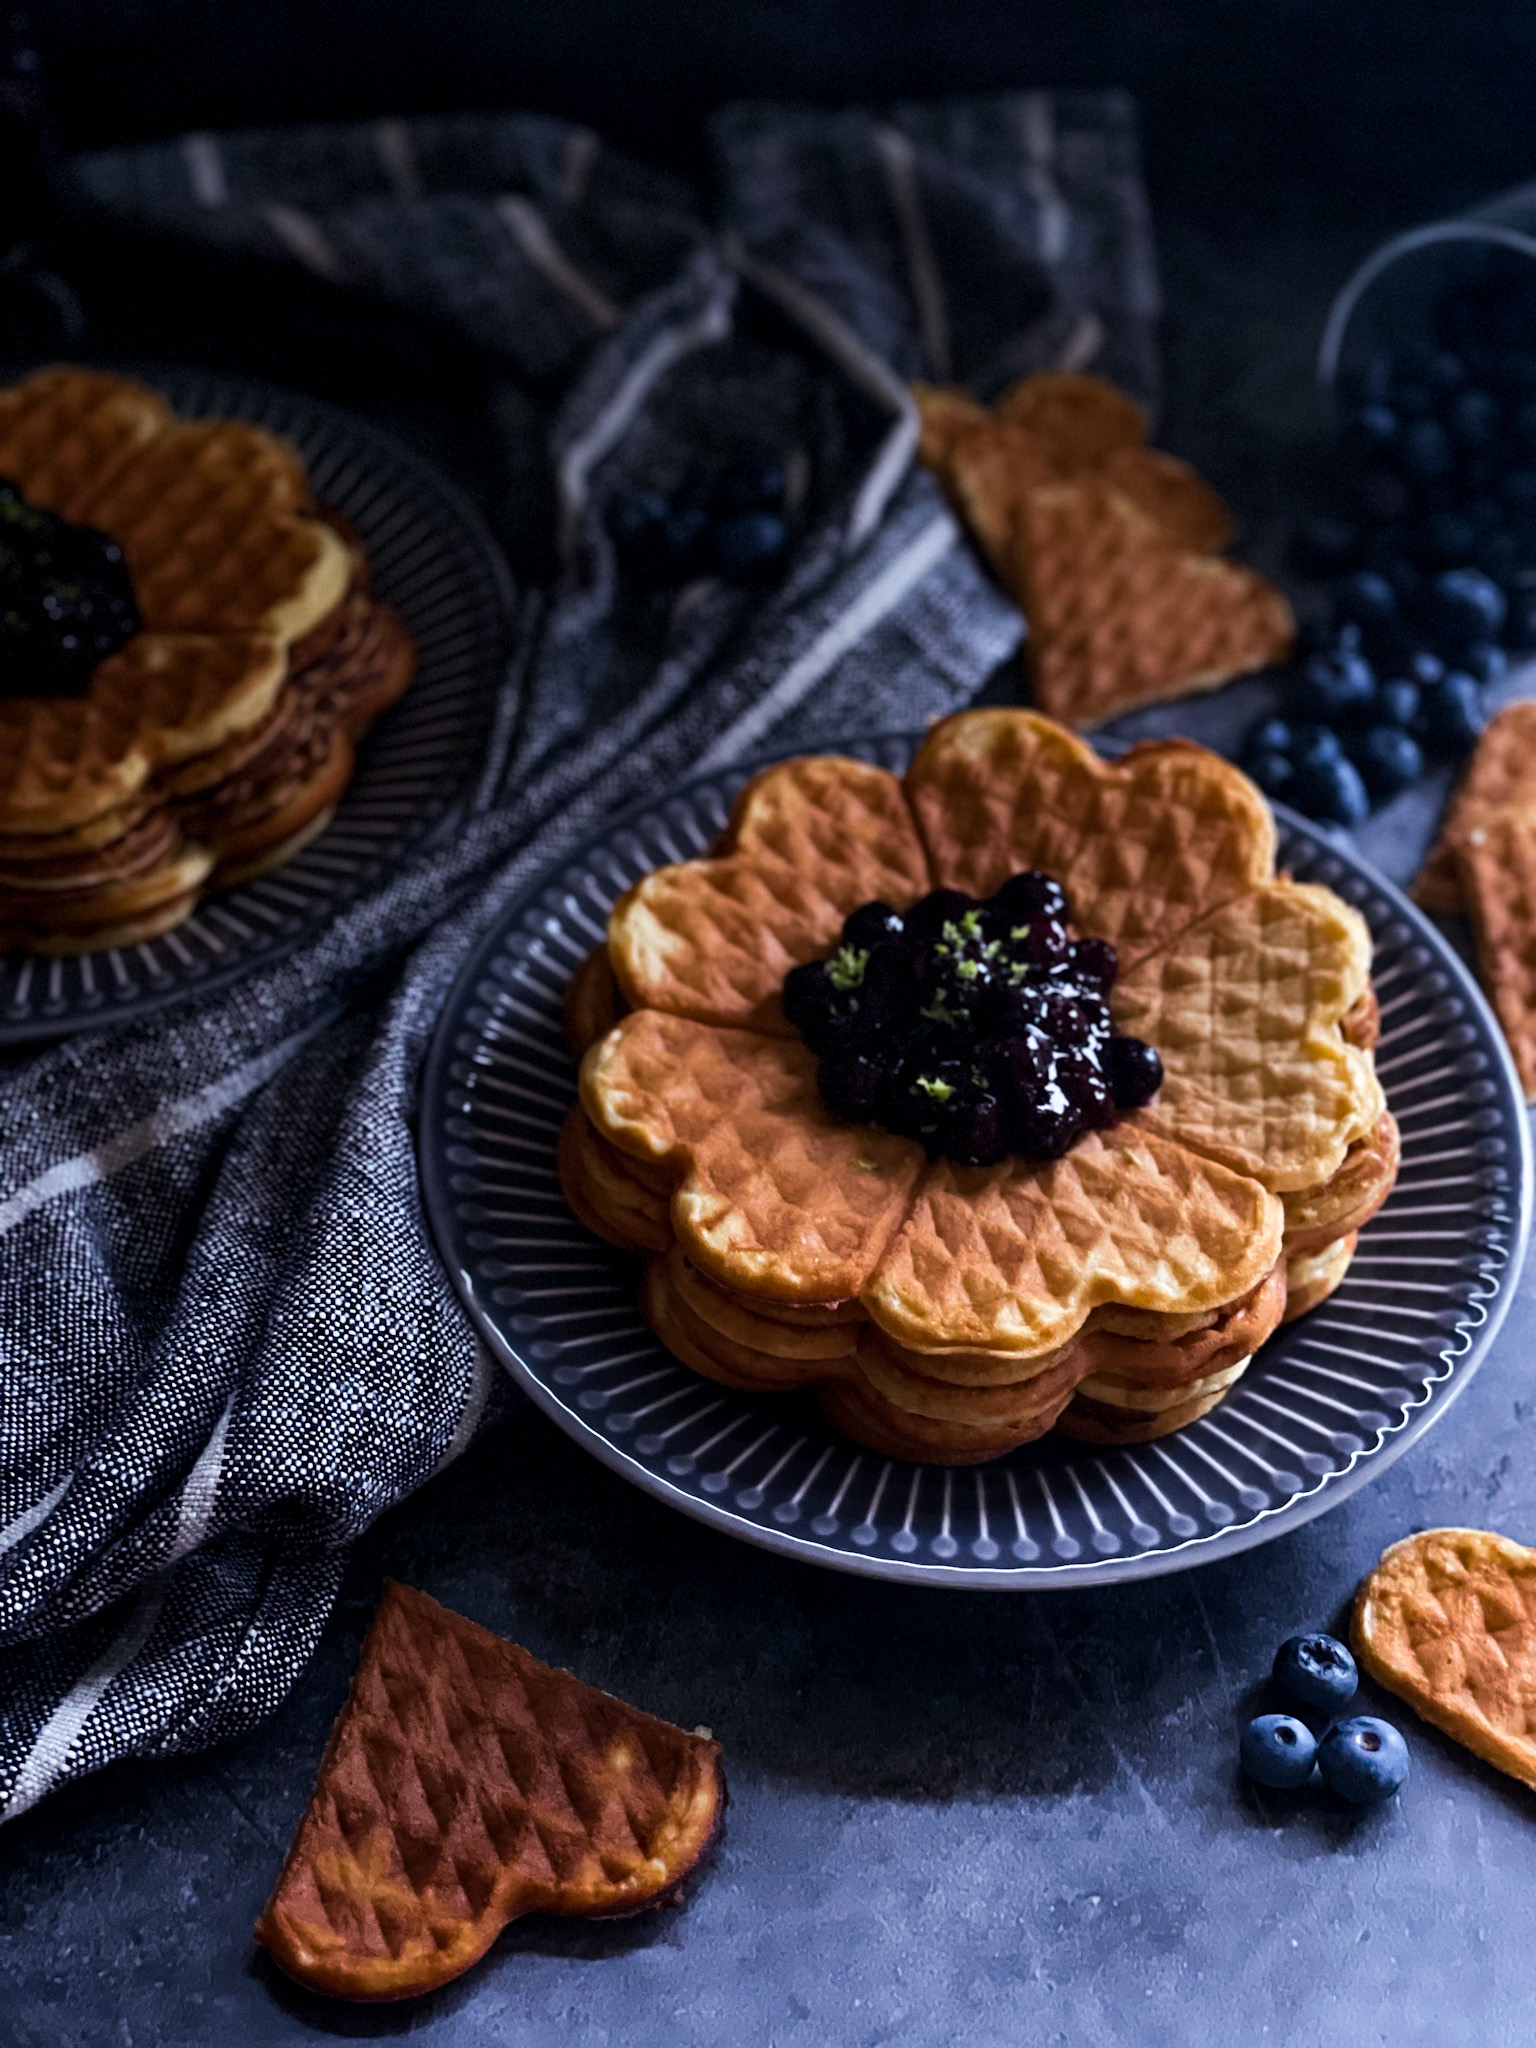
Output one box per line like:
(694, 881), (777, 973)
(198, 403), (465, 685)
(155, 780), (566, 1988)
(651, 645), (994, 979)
(0, 92), (1156, 1816)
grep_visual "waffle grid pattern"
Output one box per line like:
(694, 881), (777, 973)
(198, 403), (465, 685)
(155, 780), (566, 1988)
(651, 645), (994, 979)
(418, 734), (1532, 1588)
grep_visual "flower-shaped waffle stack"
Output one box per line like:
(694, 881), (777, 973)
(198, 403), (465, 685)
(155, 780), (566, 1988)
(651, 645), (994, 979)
(559, 711), (1400, 1464)
(0, 367), (416, 952)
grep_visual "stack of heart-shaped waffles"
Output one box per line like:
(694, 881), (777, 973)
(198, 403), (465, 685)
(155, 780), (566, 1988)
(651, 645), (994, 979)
(915, 372), (1295, 727)
(557, 710), (1398, 1463)
(0, 368), (416, 952)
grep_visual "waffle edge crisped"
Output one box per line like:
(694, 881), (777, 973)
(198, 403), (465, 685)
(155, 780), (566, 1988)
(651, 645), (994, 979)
(1412, 699), (1536, 1100)
(557, 709), (1398, 1464)
(255, 1583), (725, 2001)
(0, 367), (417, 953)
(1353, 1528), (1536, 1788)
(914, 371), (1294, 728)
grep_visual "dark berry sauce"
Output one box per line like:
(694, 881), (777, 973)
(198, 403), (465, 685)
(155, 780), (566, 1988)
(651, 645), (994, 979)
(782, 872), (1163, 1166)
(0, 478), (140, 698)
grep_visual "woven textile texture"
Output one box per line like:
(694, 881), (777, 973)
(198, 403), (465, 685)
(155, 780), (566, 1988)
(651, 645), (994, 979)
(0, 92), (1155, 1817)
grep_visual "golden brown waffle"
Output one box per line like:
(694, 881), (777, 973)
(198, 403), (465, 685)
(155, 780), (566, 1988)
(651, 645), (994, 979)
(1353, 1528), (1536, 1787)
(1413, 700), (1536, 915)
(0, 367), (171, 514)
(913, 371), (1282, 727)
(906, 710), (1275, 965)
(608, 754), (932, 1034)
(255, 1583), (724, 2002)
(992, 371), (1149, 463)
(564, 710), (1393, 1462)
(0, 368), (418, 953)
(1015, 478), (1294, 728)
(1408, 703), (1536, 1097)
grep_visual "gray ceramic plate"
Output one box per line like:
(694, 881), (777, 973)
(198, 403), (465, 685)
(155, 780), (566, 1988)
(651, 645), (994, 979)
(419, 733), (1533, 1587)
(0, 366), (511, 1043)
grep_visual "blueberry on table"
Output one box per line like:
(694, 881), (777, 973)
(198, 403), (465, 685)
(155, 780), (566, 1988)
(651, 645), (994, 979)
(1317, 1717), (1410, 1805)
(1273, 1632), (1358, 1713)
(1399, 416), (1452, 483)
(1245, 750), (1295, 800)
(1353, 724), (1425, 798)
(1349, 405), (1400, 451)
(1292, 724), (1344, 769)
(710, 510), (788, 575)
(1295, 650), (1375, 724)
(1288, 517), (1361, 579)
(1334, 570), (1399, 627)
(1429, 567), (1507, 649)
(1247, 717), (1295, 756)
(1463, 640), (1509, 686)
(1407, 647), (1447, 688)
(1447, 386), (1501, 449)
(1290, 754), (1371, 829)
(1418, 671), (1487, 753)
(1370, 677), (1421, 729)
(1240, 1713), (1319, 1790)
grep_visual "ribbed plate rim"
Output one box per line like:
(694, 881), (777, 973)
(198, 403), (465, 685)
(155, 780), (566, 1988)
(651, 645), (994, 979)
(420, 732), (1534, 1588)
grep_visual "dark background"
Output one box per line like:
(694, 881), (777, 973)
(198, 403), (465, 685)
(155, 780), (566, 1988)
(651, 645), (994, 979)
(7, 9), (1536, 2044)
(29, 0), (1536, 233)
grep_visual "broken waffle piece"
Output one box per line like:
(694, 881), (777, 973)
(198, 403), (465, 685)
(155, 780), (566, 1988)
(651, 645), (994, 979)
(914, 370), (1284, 726)
(1353, 1528), (1536, 1788)
(254, 1583), (725, 2002)
(1016, 479), (1294, 727)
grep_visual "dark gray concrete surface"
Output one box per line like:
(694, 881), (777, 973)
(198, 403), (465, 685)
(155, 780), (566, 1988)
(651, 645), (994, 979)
(5, 85), (1536, 2048)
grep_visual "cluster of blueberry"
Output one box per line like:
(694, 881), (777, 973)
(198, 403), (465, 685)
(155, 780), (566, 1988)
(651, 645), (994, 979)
(781, 872), (1163, 1167)
(1242, 272), (1536, 825)
(1240, 1632), (1409, 1805)
(0, 480), (139, 697)
(607, 452), (792, 585)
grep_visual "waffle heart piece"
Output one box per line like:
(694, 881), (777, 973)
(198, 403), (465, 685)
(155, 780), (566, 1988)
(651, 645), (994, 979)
(255, 1583), (725, 2002)
(1016, 477), (1294, 727)
(1353, 1528), (1536, 1788)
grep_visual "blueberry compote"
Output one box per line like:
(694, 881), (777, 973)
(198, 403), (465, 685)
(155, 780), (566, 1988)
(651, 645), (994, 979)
(781, 872), (1163, 1167)
(0, 479), (139, 697)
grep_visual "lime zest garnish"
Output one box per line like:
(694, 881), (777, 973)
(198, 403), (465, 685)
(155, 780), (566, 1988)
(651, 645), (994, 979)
(826, 943), (869, 992)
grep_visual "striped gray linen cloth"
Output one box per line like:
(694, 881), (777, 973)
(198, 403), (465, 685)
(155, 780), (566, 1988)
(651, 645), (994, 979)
(0, 93), (1158, 1818)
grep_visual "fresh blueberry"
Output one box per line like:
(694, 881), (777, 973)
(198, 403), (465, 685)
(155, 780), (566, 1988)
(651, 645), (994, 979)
(1290, 754), (1371, 828)
(1399, 416), (1452, 483)
(1292, 723), (1344, 769)
(1240, 1713), (1320, 1790)
(1447, 386), (1501, 448)
(1463, 640), (1509, 686)
(990, 870), (1069, 927)
(1345, 352), (1395, 406)
(1500, 466), (1536, 512)
(1352, 725), (1425, 798)
(842, 900), (906, 950)
(1407, 648), (1446, 687)
(817, 1051), (886, 1123)
(1317, 1716), (1410, 1805)
(1106, 1035), (1162, 1110)
(1371, 677), (1421, 729)
(1429, 567), (1508, 649)
(1294, 650), (1375, 723)
(710, 510), (788, 575)
(1272, 1632), (1359, 1713)
(1245, 749), (1295, 799)
(1247, 717), (1295, 756)
(1419, 671), (1487, 753)
(1350, 405), (1399, 451)
(1334, 570), (1399, 627)
(712, 454), (787, 515)
(1288, 517), (1361, 579)
(1474, 526), (1523, 583)
(1424, 512), (1479, 566)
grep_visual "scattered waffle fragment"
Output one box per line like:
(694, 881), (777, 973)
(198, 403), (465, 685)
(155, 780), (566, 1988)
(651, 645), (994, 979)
(254, 1583), (725, 2002)
(1412, 701), (1536, 1098)
(914, 370), (1290, 727)
(1353, 1528), (1536, 1788)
